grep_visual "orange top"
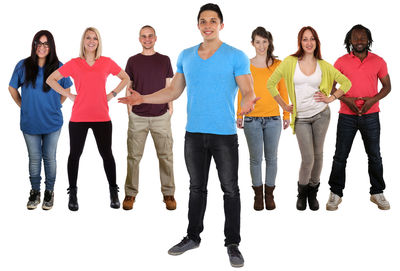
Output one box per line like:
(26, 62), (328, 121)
(237, 60), (289, 120)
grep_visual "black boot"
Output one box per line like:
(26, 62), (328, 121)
(110, 186), (120, 209)
(308, 183), (320, 211)
(67, 187), (79, 211)
(296, 183), (308, 211)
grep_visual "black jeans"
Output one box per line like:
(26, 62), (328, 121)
(68, 121), (117, 189)
(328, 113), (385, 197)
(184, 132), (241, 246)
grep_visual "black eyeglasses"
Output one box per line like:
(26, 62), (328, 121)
(35, 41), (49, 48)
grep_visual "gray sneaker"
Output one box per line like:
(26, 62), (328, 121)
(370, 193), (390, 210)
(168, 237), (199, 255)
(326, 192), (342, 211)
(227, 244), (244, 268)
(42, 190), (54, 210)
(27, 190), (41, 210)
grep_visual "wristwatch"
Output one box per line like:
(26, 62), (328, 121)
(112, 91), (117, 97)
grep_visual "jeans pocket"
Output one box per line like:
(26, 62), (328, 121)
(244, 117), (253, 123)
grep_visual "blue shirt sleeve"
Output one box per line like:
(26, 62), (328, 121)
(58, 62), (73, 89)
(233, 50), (250, 77)
(176, 50), (185, 74)
(9, 60), (25, 89)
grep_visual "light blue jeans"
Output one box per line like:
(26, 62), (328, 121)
(22, 129), (61, 191)
(243, 116), (282, 187)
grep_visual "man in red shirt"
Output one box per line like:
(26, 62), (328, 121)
(122, 25), (176, 211)
(326, 24), (391, 210)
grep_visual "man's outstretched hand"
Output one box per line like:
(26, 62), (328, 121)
(118, 88), (144, 105)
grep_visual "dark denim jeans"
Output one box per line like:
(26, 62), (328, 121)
(328, 113), (385, 197)
(184, 132), (240, 246)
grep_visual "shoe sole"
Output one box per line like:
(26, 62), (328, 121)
(42, 205), (53, 210)
(168, 244), (199, 255)
(326, 198), (342, 211)
(230, 262), (244, 268)
(123, 205), (133, 210)
(370, 197), (390, 210)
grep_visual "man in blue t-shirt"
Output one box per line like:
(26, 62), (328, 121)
(118, 3), (258, 268)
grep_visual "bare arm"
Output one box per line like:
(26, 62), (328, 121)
(273, 95), (293, 114)
(8, 86), (21, 107)
(60, 88), (71, 104)
(118, 73), (186, 105)
(46, 70), (75, 100)
(106, 70), (130, 101)
(126, 81), (133, 114)
(166, 78), (173, 115)
(236, 74), (260, 115)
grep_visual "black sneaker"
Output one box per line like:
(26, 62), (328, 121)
(168, 236), (199, 255)
(42, 190), (54, 210)
(27, 190), (40, 210)
(227, 244), (244, 268)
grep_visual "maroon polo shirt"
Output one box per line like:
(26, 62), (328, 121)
(125, 52), (173, 116)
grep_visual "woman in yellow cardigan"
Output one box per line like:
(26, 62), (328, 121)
(267, 26), (351, 211)
(237, 27), (290, 211)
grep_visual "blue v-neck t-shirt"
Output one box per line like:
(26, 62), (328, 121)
(176, 43), (250, 135)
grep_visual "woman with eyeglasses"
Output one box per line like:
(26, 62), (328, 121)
(267, 26), (351, 211)
(47, 27), (130, 211)
(9, 30), (73, 210)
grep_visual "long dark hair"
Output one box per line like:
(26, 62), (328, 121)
(251, 27), (276, 68)
(291, 26), (322, 60)
(344, 24), (373, 54)
(23, 30), (59, 92)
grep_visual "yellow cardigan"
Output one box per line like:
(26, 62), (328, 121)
(267, 56), (351, 133)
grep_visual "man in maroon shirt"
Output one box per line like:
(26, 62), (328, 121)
(123, 25), (176, 210)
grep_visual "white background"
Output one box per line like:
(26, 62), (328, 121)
(1, 0), (398, 270)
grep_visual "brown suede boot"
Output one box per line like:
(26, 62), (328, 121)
(264, 185), (276, 210)
(252, 186), (264, 211)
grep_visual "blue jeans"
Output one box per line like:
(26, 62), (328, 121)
(328, 113), (385, 197)
(23, 129), (61, 191)
(243, 116), (282, 187)
(184, 132), (240, 246)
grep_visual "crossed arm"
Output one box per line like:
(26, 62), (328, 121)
(338, 74), (391, 115)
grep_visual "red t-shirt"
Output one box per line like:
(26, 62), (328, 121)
(58, 56), (121, 122)
(334, 52), (388, 115)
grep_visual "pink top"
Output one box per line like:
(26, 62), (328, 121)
(58, 56), (121, 122)
(334, 52), (388, 115)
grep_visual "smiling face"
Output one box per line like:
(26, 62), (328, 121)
(301, 29), (316, 55)
(83, 30), (99, 55)
(139, 27), (157, 50)
(35, 35), (50, 59)
(197, 10), (224, 41)
(252, 35), (269, 56)
(351, 29), (368, 53)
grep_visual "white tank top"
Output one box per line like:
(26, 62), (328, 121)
(294, 61), (326, 118)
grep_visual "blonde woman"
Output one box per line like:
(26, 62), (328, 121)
(47, 27), (130, 211)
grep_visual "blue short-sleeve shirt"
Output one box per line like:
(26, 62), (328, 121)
(9, 60), (73, 134)
(177, 43), (250, 135)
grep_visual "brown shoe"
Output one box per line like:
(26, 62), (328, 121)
(163, 195), (176, 210)
(123, 195), (135, 210)
(252, 186), (264, 211)
(264, 185), (276, 210)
